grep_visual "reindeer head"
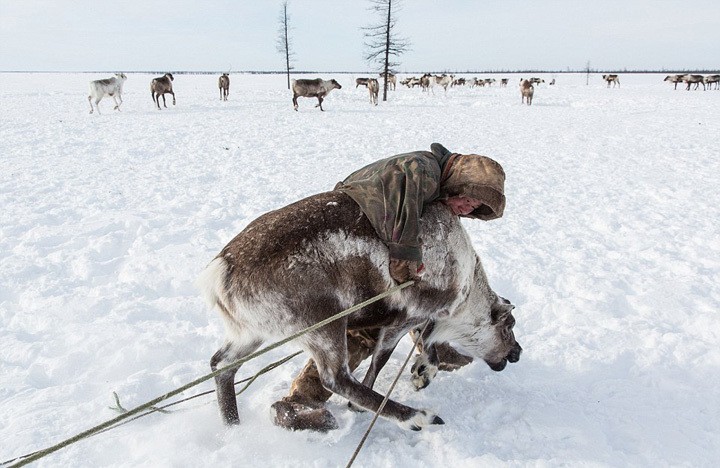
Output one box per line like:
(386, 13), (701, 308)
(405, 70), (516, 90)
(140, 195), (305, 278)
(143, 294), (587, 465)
(483, 296), (522, 371)
(431, 259), (522, 372)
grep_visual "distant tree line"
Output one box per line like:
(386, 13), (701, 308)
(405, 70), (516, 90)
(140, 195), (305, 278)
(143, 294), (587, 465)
(11, 68), (718, 75)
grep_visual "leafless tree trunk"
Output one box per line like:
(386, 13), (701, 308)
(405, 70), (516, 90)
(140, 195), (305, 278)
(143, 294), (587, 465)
(276, 1), (295, 90)
(363, 0), (410, 102)
(586, 61), (591, 86)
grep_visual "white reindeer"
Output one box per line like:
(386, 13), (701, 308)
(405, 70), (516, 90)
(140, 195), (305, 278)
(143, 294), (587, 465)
(88, 73), (127, 114)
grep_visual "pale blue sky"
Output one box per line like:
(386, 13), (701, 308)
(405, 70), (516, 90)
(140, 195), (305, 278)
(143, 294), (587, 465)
(1, 0), (717, 72)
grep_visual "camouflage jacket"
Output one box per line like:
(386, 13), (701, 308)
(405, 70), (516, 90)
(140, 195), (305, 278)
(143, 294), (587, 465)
(335, 143), (506, 262)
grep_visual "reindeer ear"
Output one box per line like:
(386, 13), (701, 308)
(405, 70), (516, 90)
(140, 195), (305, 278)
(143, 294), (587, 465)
(491, 301), (515, 324)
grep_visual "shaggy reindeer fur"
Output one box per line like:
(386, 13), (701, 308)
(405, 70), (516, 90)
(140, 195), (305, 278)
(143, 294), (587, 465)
(199, 191), (520, 431)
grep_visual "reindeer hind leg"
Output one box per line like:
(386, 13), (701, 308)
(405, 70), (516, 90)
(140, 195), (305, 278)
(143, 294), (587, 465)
(211, 336), (263, 425)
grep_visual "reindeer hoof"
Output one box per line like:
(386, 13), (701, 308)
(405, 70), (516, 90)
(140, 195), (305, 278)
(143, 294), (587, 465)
(271, 401), (338, 432)
(347, 401), (365, 413)
(398, 409), (444, 431)
(411, 355), (438, 391)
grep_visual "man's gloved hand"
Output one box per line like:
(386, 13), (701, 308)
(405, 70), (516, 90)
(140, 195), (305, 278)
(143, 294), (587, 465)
(389, 258), (425, 284)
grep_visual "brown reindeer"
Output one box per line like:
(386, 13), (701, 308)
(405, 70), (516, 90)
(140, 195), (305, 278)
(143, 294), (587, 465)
(199, 192), (521, 430)
(704, 75), (720, 90)
(367, 78), (379, 105)
(218, 73), (230, 101)
(682, 74), (705, 91)
(291, 78), (342, 111)
(151, 73), (176, 110)
(520, 79), (534, 105)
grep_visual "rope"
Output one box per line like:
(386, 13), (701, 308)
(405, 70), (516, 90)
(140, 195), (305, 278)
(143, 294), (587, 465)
(6, 281), (414, 467)
(102, 351), (305, 432)
(346, 319), (431, 468)
(1, 351), (303, 467)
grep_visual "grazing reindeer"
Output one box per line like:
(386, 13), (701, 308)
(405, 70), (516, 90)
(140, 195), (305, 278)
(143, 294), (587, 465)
(218, 73), (230, 101)
(367, 78), (379, 105)
(199, 192), (521, 430)
(663, 74), (686, 90)
(682, 74), (705, 91)
(355, 77), (370, 88)
(88, 73), (127, 114)
(500, 78), (509, 87)
(151, 73), (176, 110)
(602, 74), (620, 88)
(520, 79), (534, 105)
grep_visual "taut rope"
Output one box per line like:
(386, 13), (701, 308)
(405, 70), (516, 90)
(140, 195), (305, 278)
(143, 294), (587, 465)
(6, 281), (414, 467)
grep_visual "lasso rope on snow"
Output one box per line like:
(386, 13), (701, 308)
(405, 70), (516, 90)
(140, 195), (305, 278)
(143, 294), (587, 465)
(4, 280), (415, 467)
(1, 351), (304, 467)
(346, 319), (431, 468)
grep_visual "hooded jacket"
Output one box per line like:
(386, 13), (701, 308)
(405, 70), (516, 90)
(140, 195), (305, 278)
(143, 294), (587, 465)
(335, 143), (506, 262)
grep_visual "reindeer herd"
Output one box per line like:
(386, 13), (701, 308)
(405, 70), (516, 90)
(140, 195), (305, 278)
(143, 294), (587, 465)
(663, 74), (720, 91)
(86, 71), (719, 113)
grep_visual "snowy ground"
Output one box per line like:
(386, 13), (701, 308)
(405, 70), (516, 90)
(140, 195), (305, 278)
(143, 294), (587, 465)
(1, 72), (719, 467)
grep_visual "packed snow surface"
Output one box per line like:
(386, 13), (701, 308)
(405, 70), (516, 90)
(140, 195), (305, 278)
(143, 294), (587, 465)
(1, 72), (719, 467)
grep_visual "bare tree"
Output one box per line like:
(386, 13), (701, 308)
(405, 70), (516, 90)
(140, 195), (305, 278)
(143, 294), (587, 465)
(276, 1), (295, 90)
(585, 60), (591, 86)
(363, 0), (410, 102)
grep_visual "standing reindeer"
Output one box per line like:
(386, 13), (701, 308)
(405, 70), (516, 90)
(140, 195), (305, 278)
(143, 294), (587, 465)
(602, 74), (620, 88)
(663, 74), (686, 90)
(682, 74), (705, 91)
(704, 75), (720, 90)
(150, 73), (176, 110)
(367, 78), (379, 106)
(218, 73), (230, 101)
(520, 79), (534, 105)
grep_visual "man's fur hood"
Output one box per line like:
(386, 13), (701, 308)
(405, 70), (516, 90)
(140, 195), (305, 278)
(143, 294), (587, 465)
(432, 143), (506, 220)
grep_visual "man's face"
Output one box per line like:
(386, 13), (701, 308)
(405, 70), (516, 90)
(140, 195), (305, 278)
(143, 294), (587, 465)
(444, 196), (483, 216)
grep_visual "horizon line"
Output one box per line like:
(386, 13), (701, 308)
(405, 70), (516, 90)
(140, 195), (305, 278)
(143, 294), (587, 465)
(1, 68), (718, 75)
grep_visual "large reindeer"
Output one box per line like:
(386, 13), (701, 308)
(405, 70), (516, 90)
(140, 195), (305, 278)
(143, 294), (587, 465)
(199, 192), (521, 431)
